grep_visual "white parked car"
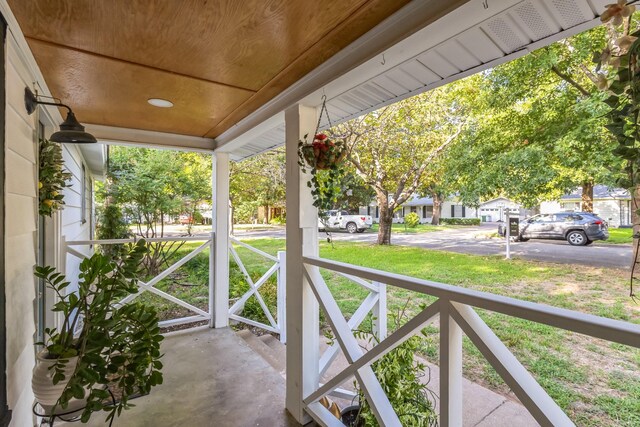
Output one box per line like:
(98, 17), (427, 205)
(318, 210), (373, 233)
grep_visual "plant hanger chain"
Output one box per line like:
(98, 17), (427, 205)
(314, 95), (333, 137)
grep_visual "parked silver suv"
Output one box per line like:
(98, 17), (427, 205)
(518, 212), (609, 246)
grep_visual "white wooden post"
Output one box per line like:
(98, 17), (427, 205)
(285, 104), (320, 424)
(440, 300), (463, 426)
(505, 207), (511, 260)
(372, 281), (387, 341)
(213, 152), (230, 328)
(208, 232), (215, 327)
(277, 250), (287, 343)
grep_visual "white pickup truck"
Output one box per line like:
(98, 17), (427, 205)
(318, 210), (373, 233)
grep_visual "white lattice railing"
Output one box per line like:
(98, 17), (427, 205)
(301, 256), (640, 427)
(228, 237), (286, 341)
(63, 234), (214, 328)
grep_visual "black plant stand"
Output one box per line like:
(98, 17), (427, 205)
(33, 388), (116, 427)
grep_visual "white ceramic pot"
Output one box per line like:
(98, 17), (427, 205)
(32, 351), (86, 416)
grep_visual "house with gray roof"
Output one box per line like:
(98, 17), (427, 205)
(540, 185), (631, 227)
(360, 195), (477, 224)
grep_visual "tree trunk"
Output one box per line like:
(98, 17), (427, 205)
(376, 194), (392, 245)
(431, 193), (442, 225)
(630, 185), (640, 298)
(581, 181), (594, 212)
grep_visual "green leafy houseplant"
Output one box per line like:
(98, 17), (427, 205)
(593, 1), (640, 297)
(33, 240), (164, 423)
(351, 335), (437, 427)
(298, 132), (348, 212)
(39, 138), (72, 217)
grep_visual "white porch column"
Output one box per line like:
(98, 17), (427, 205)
(213, 152), (230, 328)
(285, 104), (320, 423)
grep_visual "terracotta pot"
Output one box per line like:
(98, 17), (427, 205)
(32, 351), (86, 416)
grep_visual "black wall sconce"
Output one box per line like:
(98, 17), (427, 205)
(24, 88), (97, 144)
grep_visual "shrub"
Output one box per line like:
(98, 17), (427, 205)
(440, 217), (481, 226)
(270, 216), (286, 225)
(96, 204), (130, 258)
(192, 210), (204, 224)
(404, 212), (420, 228)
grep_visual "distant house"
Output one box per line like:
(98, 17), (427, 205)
(540, 185), (631, 227)
(477, 197), (534, 222)
(360, 195), (477, 224)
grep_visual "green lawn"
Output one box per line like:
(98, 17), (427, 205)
(144, 238), (639, 426)
(369, 223), (453, 234)
(603, 227), (633, 244)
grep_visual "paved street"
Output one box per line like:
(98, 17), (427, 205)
(230, 223), (632, 269)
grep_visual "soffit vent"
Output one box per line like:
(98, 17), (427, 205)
(484, 15), (529, 52)
(514, 1), (556, 40)
(550, 0), (592, 28)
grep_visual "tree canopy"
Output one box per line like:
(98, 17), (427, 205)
(446, 26), (622, 208)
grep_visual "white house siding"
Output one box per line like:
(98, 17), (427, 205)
(61, 145), (95, 295)
(539, 201), (562, 214)
(5, 34), (39, 427)
(442, 201), (477, 220)
(478, 198), (522, 222)
(363, 201), (477, 223)
(3, 27), (97, 425)
(540, 199), (630, 228)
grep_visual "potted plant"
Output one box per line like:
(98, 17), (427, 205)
(298, 132), (348, 212)
(39, 138), (71, 217)
(339, 310), (437, 427)
(298, 98), (349, 213)
(32, 240), (164, 423)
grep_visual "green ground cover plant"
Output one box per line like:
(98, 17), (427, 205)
(603, 227), (633, 244)
(439, 218), (481, 226)
(369, 223), (451, 234)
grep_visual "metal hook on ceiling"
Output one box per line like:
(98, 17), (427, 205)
(482, 0), (489, 9)
(381, 53), (386, 65)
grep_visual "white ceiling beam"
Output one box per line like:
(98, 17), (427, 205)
(85, 124), (215, 153)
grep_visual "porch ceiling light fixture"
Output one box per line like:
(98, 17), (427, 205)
(24, 87), (97, 144)
(147, 98), (173, 108)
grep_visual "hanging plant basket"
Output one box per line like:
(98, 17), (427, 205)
(299, 133), (347, 171)
(297, 97), (349, 212)
(39, 139), (72, 217)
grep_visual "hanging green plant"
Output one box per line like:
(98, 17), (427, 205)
(39, 139), (71, 217)
(593, 1), (640, 298)
(298, 97), (348, 213)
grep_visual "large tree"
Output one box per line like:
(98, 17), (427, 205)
(230, 148), (286, 224)
(106, 146), (212, 274)
(335, 89), (464, 244)
(447, 26), (622, 209)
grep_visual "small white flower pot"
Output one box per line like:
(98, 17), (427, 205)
(32, 351), (86, 416)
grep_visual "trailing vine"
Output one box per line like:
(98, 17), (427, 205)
(298, 132), (347, 213)
(39, 139), (71, 217)
(593, 1), (640, 298)
(297, 97), (348, 215)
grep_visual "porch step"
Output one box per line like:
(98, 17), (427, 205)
(237, 329), (286, 375)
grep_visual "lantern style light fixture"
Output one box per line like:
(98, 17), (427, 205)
(24, 88), (97, 144)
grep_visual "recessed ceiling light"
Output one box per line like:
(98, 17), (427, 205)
(147, 98), (173, 108)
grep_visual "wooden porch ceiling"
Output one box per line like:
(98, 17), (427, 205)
(7, 0), (429, 138)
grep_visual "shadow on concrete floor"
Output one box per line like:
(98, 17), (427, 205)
(85, 327), (298, 427)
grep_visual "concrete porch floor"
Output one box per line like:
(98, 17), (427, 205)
(86, 327), (297, 427)
(80, 326), (539, 427)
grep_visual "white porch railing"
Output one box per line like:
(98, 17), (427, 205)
(63, 234), (215, 328)
(228, 236), (286, 341)
(301, 255), (640, 427)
